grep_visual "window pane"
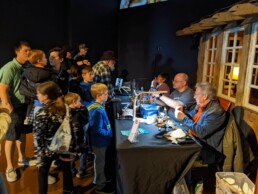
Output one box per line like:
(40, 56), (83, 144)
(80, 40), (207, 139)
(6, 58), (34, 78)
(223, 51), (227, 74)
(222, 81), (229, 95)
(228, 33), (235, 47)
(226, 50), (233, 63)
(213, 50), (216, 62)
(209, 37), (213, 48)
(249, 88), (258, 106)
(254, 48), (258, 65)
(206, 64), (211, 75)
(208, 50), (212, 62)
(251, 68), (258, 86)
(235, 49), (242, 63)
(230, 83), (237, 98)
(204, 77), (210, 82)
(236, 31), (244, 46)
(224, 65), (231, 79)
(214, 36), (217, 48)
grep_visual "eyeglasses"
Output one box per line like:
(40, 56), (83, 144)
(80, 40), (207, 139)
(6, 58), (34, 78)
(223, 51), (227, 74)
(194, 93), (203, 96)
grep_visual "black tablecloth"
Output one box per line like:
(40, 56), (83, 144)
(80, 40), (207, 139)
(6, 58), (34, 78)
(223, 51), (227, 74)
(115, 119), (201, 194)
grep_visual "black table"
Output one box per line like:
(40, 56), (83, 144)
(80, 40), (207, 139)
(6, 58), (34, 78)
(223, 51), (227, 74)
(115, 119), (202, 194)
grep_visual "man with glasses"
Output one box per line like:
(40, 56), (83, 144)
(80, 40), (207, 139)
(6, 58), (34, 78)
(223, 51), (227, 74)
(154, 73), (196, 116)
(175, 82), (226, 164)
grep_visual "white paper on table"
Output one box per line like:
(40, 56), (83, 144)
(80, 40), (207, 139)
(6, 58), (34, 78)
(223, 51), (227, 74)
(128, 118), (140, 143)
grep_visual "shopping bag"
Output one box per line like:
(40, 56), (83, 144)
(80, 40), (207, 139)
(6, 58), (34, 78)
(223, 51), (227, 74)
(49, 104), (71, 153)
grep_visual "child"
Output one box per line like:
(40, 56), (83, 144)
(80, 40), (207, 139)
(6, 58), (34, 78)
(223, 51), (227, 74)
(156, 72), (170, 97)
(19, 49), (53, 125)
(33, 81), (74, 194)
(88, 83), (114, 194)
(77, 66), (95, 107)
(64, 92), (91, 178)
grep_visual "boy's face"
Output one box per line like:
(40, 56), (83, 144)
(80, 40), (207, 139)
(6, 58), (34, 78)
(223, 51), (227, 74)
(82, 71), (94, 82)
(97, 91), (108, 103)
(73, 98), (81, 108)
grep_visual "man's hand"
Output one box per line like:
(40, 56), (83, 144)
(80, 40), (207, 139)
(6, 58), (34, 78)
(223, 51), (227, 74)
(175, 106), (186, 120)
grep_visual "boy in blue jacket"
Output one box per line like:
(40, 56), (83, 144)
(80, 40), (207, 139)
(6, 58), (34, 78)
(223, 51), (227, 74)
(88, 83), (114, 194)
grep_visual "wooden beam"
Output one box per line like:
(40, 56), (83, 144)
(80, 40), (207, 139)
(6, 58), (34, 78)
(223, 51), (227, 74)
(229, 2), (258, 16)
(212, 11), (245, 22)
(199, 18), (226, 27)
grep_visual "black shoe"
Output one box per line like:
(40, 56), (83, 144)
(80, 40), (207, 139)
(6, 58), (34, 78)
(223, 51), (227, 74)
(94, 186), (115, 194)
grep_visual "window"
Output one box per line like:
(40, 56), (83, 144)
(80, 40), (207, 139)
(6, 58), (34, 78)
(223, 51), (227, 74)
(203, 33), (218, 83)
(218, 27), (244, 101)
(244, 22), (258, 111)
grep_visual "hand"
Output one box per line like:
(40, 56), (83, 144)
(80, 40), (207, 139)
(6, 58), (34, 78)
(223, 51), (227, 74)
(151, 93), (159, 98)
(83, 60), (90, 66)
(175, 106), (186, 120)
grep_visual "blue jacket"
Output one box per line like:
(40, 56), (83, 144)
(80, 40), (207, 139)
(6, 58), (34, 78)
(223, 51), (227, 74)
(182, 100), (227, 164)
(78, 81), (94, 107)
(87, 102), (112, 147)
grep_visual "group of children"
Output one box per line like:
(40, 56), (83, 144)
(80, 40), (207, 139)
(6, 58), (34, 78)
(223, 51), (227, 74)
(19, 49), (114, 194)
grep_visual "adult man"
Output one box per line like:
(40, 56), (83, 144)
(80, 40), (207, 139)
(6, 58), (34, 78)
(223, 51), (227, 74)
(49, 47), (70, 95)
(0, 41), (32, 182)
(74, 43), (91, 67)
(154, 73), (196, 115)
(92, 50), (116, 98)
(175, 82), (227, 164)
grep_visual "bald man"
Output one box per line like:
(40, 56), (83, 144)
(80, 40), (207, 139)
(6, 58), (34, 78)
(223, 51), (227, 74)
(154, 73), (196, 115)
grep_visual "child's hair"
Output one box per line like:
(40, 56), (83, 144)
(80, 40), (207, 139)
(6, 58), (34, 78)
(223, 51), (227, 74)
(64, 92), (80, 105)
(90, 83), (108, 99)
(28, 49), (45, 65)
(81, 66), (93, 75)
(37, 81), (65, 115)
(159, 72), (169, 83)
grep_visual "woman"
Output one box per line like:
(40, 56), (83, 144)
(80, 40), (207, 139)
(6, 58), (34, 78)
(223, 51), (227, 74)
(33, 81), (74, 194)
(156, 72), (170, 97)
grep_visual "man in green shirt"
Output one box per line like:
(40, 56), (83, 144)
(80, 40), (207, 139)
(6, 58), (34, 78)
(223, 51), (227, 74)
(0, 41), (31, 182)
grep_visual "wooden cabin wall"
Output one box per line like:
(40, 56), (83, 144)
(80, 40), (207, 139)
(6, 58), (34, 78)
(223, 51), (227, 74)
(197, 25), (258, 142)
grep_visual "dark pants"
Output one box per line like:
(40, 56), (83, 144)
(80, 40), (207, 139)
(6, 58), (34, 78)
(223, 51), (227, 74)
(38, 156), (73, 194)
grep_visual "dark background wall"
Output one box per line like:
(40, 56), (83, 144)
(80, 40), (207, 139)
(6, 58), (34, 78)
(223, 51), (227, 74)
(0, 0), (239, 90)
(117, 0), (240, 90)
(0, 0), (119, 66)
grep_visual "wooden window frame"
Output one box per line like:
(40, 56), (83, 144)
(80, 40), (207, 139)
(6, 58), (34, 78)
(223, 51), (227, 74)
(244, 22), (258, 112)
(218, 26), (245, 102)
(203, 33), (219, 83)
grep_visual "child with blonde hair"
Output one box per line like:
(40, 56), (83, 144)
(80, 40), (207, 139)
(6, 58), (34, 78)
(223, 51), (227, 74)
(64, 92), (90, 178)
(88, 83), (114, 194)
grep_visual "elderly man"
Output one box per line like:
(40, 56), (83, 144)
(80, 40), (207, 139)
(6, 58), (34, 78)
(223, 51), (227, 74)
(92, 50), (116, 99)
(175, 82), (227, 164)
(154, 73), (195, 116)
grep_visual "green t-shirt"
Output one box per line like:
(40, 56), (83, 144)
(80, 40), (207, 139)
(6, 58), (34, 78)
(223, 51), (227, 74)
(0, 58), (25, 107)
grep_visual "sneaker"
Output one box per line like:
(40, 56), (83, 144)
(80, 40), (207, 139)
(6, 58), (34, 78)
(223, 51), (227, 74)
(18, 159), (36, 166)
(6, 168), (17, 182)
(48, 175), (57, 185)
(76, 171), (92, 179)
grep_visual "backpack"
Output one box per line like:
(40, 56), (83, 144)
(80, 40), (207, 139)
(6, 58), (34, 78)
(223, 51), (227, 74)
(49, 104), (72, 153)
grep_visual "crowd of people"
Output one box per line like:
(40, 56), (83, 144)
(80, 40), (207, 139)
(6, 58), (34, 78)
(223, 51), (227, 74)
(0, 41), (117, 194)
(0, 40), (248, 194)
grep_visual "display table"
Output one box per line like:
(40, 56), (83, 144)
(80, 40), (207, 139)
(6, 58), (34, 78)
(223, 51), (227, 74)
(115, 119), (202, 194)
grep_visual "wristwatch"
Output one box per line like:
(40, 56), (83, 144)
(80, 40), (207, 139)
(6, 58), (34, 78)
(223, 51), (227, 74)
(157, 93), (163, 100)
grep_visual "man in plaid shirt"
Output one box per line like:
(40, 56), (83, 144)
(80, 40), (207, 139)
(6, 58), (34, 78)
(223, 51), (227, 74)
(92, 50), (116, 99)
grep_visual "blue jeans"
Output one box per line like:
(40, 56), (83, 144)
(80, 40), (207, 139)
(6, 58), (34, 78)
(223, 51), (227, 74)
(0, 172), (7, 194)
